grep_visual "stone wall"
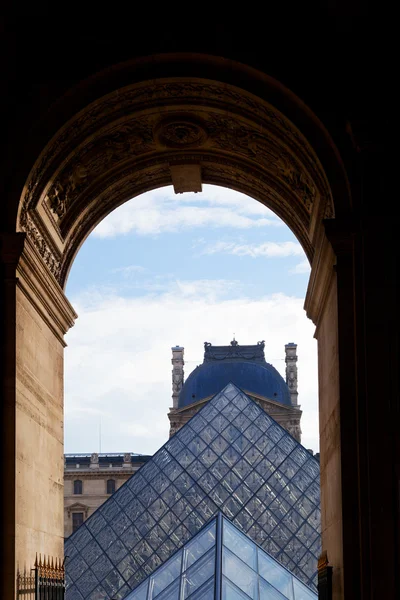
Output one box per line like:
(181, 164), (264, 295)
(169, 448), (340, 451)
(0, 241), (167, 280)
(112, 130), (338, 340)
(16, 287), (65, 567)
(14, 238), (76, 573)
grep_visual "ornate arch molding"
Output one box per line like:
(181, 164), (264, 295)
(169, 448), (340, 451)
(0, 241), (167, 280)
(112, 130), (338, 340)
(18, 78), (334, 288)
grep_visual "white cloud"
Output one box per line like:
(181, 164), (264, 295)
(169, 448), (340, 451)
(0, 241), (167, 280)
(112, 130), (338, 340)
(202, 240), (304, 258)
(92, 185), (282, 238)
(65, 283), (319, 455)
(174, 279), (241, 299)
(78, 277), (241, 298)
(289, 259), (311, 275)
(112, 265), (146, 275)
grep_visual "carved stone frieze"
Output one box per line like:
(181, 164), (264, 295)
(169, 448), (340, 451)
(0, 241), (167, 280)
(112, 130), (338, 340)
(46, 181), (68, 218)
(21, 80), (332, 212)
(324, 196), (335, 219)
(18, 78), (334, 284)
(19, 207), (61, 279)
(43, 107), (319, 224)
(46, 117), (155, 219)
(155, 115), (208, 148)
(22, 80), (320, 211)
(206, 113), (317, 213)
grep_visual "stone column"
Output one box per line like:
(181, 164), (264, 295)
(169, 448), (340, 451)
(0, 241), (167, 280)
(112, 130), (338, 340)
(285, 343), (298, 406)
(171, 346), (184, 409)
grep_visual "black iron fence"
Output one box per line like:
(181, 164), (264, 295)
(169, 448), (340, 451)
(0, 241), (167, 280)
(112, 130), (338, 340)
(317, 551), (333, 600)
(17, 555), (65, 600)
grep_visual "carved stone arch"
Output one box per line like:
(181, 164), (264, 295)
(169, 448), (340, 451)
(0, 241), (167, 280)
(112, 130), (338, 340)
(2, 49), (395, 600)
(17, 76), (336, 290)
(11, 57), (347, 596)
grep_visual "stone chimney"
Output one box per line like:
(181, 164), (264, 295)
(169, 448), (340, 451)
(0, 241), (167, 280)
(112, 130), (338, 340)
(285, 343), (298, 406)
(171, 346), (184, 408)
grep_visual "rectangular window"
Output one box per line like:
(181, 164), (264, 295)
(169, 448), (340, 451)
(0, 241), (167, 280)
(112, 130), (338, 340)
(107, 479), (116, 494)
(72, 512), (84, 532)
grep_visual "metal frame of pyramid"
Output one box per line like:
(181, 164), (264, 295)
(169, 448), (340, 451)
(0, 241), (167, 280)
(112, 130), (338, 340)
(123, 512), (317, 600)
(65, 383), (320, 599)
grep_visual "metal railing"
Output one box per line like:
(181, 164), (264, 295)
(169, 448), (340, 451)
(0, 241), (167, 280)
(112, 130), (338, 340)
(17, 555), (65, 600)
(317, 551), (332, 600)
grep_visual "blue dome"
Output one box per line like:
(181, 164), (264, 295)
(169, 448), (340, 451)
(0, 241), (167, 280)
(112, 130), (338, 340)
(179, 360), (291, 408)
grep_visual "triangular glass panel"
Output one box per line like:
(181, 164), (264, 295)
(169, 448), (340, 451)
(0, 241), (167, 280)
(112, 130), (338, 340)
(65, 383), (320, 599)
(123, 513), (317, 600)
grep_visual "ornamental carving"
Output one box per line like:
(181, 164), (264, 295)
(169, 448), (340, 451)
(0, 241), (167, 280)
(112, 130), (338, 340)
(207, 114), (317, 213)
(20, 207), (61, 278)
(47, 162), (89, 218)
(47, 181), (68, 218)
(287, 372), (298, 392)
(67, 503), (89, 518)
(203, 340), (266, 363)
(154, 116), (208, 148)
(172, 377), (183, 395)
(21, 80), (332, 213)
(23, 79), (317, 202)
(46, 118), (154, 218)
(18, 78), (334, 285)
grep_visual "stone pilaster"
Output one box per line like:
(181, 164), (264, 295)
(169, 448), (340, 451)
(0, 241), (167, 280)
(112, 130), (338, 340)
(285, 343), (298, 406)
(14, 236), (77, 578)
(171, 346), (184, 409)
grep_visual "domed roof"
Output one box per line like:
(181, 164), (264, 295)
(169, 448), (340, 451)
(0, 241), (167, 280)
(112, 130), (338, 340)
(178, 341), (292, 408)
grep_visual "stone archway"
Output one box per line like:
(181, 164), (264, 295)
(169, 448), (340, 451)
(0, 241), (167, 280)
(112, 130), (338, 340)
(12, 56), (348, 598)
(18, 76), (335, 287)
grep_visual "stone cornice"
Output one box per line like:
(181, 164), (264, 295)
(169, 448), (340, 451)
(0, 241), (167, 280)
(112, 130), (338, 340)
(16, 237), (77, 345)
(64, 469), (137, 479)
(169, 390), (302, 415)
(66, 502), (90, 517)
(304, 226), (336, 331)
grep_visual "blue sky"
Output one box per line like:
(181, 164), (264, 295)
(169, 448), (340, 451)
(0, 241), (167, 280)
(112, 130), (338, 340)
(64, 185), (318, 455)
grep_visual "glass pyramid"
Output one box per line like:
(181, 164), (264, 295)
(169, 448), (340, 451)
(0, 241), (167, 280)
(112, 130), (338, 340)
(65, 383), (320, 600)
(124, 513), (317, 600)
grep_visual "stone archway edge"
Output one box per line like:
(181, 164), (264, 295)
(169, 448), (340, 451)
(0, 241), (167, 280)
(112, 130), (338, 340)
(17, 77), (335, 291)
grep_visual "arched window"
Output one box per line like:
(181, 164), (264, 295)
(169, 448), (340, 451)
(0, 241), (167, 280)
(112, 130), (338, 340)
(107, 479), (116, 494)
(73, 480), (82, 495)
